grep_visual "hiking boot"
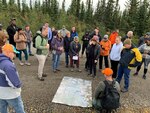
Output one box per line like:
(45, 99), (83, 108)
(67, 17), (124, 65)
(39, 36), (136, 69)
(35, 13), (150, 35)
(121, 88), (128, 93)
(53, 70), (57, 73)
(20, 62), (24, 66)
(38, 77), (44, 81)
(25, 62), (31, 66)
(56, 69), (61, 71)
(42, 73), (47, 77)
(133, 72), (138, 76)
(70, 69), (74, 72)
(78, 69), (82, 72)
(29, 53), (34, 56)
(142, 75), (146, 79)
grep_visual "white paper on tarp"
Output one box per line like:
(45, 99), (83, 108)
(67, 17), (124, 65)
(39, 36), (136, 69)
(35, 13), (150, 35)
(73, 56), (78, 60)
(52, 77), (92, 107)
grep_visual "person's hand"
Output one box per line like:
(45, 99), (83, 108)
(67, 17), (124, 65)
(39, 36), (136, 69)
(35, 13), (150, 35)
(46, 44), (49, 49)
(94, 60), (97, 63)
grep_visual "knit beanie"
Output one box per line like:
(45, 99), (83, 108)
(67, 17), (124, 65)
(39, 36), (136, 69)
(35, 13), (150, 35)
(102, 68), (113, 76)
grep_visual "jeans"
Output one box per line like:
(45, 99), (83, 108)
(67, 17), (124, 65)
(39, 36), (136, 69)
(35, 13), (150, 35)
(0, 96), (25, 113)
(27, 42), (32, 54)
(65, 52), (69, 66)
(18, 49), (28, 61)
(36, 54), (47, 78)
(53, 54), (60, 70)
(116, 65), (131, 90)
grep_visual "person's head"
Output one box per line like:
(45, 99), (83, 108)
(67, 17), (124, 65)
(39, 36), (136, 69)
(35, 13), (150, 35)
(115, 36), (122, 44)
(52, 27), (55, 31)
(57, 30), (62, 39)
(25, 25), (30, 31)
(92, 35), (99, 44)
(94, 27), (99, 34)
(2, 44), (19, 60)
(74, 36), (79, 43)
(102, 68), (113, 79)
(144, 32), (150, 38)
(62, 25), (66, 30)
(116, 29), (119, 33)
(127, 31), (133, 39)
(72, 26), (76, 32)
(124, 39), (132, 49)
(17, 28), (24, 34)
(44, 22), (49, 28)
(41, 26), (48, 37)
(145, 38), (150, 46)
(91, 38), (97, 45)
(66, 31), (70, 37)
(11, 18), (16, 25)
(103, 35), (109, 42)
(0, 31), (8, 46)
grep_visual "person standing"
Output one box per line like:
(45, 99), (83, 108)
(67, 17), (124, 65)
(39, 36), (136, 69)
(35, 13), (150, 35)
(116, 39), (142, 92)
(51, 31), (64, 73)
(133, 38), (150, 79)
(81, 31), (90, 57)
(60, 25), (68, 38)
(70, 26), (78, 41)
(109, 29), (119, 46)
(35, 26), (49, 81)
(87, 37), (100, 77)
(99, 35), (111, 71)
(64, 31), (71, 67)
(14, 28), (30, 66)
(69, 36), (81, 72)
(0, 44), (25, 113)
(7, 18), (18, 47)
(24, 25), (33, 56)
(110, 36), (123, 78)
(89, 27), (102, 42)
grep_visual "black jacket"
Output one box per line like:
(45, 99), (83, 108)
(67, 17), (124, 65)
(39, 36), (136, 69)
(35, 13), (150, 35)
(89, 31), (102, 42)
(64, 36), (71, 52)
(7, 24), (18, 46)
(87, 43), (100, 60)
(69, 41), (81, 56)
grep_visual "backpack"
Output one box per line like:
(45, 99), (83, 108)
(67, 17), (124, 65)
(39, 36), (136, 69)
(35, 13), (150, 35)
(32, 34), (43, 48)
(101, 80), (120, 110)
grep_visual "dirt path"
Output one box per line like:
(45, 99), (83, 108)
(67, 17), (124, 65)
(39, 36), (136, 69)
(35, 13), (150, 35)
(13, 53), (150, 113)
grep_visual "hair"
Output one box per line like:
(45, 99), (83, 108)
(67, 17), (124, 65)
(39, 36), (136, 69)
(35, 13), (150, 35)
(116, 36), (122, 40)
(42, 26), (47, 32)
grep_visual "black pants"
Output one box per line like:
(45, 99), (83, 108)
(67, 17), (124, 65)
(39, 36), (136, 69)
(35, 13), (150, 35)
(89, 58), (97, 76)
(82, 43), (88, 55)
(85, 53), (89, 69)
(99, 55), (109, 69)
(110, 60), (119, 78)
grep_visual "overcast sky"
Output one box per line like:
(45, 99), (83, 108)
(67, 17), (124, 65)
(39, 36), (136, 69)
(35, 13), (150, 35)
(24, 0), (126, 11)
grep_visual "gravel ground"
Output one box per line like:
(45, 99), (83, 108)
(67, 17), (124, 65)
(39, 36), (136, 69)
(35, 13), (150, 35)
(11, 53), (150, 113)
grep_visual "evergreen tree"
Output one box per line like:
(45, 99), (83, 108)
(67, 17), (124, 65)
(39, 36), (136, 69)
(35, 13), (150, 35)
(85, 0), (93, 23)
(17, 0), (21, 12)
(79, 1), (85, 21)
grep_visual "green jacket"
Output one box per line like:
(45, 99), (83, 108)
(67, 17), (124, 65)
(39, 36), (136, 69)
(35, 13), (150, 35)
(35, 33), (48, 55)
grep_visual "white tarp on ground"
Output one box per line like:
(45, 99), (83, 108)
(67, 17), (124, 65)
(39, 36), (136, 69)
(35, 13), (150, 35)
(52, 77), (92, 107)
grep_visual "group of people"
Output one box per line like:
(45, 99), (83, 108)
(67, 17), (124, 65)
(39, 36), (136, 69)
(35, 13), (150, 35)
(0, 17), (150, 112)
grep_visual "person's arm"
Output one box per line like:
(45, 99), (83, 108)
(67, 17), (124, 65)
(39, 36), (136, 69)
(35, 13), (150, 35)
(14, 32), (23, 43)
(35, 36), (47, 50)
(4, 63), (21, 88)
(105, 41), (111, 51)
(129, 48), (142, 67)
(95, 45), (100, 60)
(94, 82), (105, 99)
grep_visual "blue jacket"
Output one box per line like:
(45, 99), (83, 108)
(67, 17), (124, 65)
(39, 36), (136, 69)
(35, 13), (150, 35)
(0, 54), (21, 88)
(70, 31), (78, 41)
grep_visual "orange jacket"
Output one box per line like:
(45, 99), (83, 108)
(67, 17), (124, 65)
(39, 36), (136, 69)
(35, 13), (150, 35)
(109, 32), (118, 45)
(100, 40), (111, 56)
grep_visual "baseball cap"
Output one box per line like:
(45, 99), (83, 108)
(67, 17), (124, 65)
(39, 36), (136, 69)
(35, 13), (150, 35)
(102, 68), (113, 76)
(2, 44), (19, 54)
(103, 35), (108, 39)
(146, 32), (150, 36)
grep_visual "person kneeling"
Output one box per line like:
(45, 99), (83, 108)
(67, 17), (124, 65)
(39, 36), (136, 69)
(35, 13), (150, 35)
(92, 68), (120, 111)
